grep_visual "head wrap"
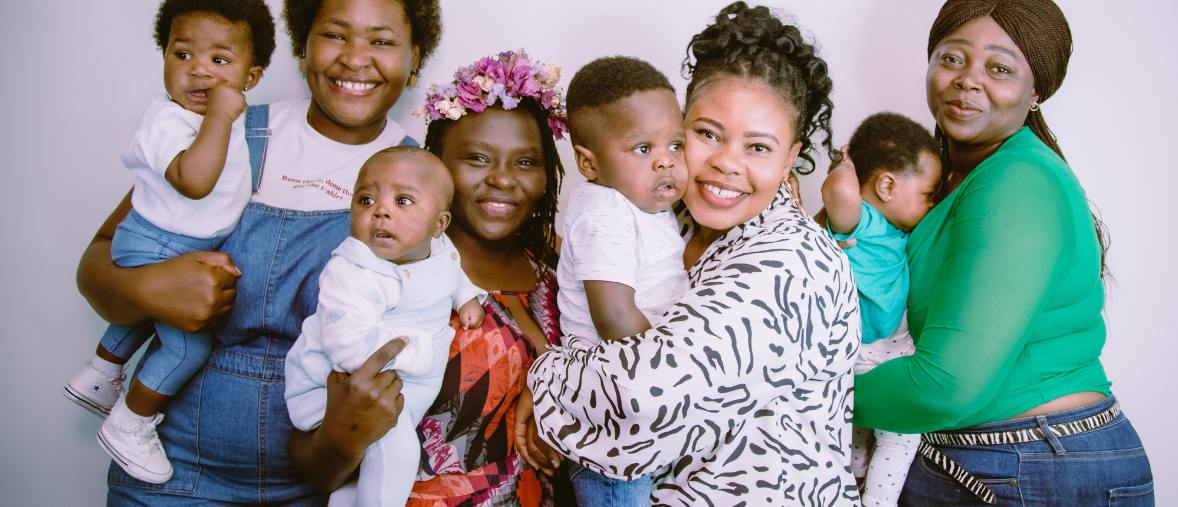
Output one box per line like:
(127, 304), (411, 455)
(927, 0), (1072, 159)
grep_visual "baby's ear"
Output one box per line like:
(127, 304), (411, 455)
(433, 211), (452, 238)
(243, 66), (264, 92)
(875, 172), (897, 203)
(573, 145), (598, 181)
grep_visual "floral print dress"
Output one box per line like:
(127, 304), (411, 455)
(409, 260), (562, 507)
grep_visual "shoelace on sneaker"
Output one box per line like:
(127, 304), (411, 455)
(107, 372), (128, 396)
(133, 414), (166, 455)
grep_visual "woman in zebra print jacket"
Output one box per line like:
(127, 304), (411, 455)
(516, 3), (863, 506)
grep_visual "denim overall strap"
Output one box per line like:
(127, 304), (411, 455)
(246, 104), (271, 194)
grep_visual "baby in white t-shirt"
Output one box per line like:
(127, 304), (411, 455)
(285, 147), (485, 507)
(554, 56), (689, 506)
(63, 0), (275, 485)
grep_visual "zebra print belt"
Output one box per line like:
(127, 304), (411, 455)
(918, 401), (1121, 504)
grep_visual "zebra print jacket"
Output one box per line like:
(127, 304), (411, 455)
(528, 185), (862, 506)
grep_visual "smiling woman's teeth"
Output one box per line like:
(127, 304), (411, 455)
(333, 79), (376, 91)
(703, 184), (742, 199)
(485, 202), (509, 209)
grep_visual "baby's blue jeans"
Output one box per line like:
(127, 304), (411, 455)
(97, 209), (229, 396)
(568, 462), (653, 507)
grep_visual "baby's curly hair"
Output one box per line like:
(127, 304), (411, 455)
(847, 112), (939, 187)
(283, 0), (441, 75)
(566, 56), (675, 146)
(682, 1), (834, 175)
(154, 0), (277, 69)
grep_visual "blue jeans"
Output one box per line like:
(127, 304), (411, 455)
(107, 203), (350, 505)
(568, 462), (652, 507)
(98, 210), (227, 395)
(900, 395), (1154, 506)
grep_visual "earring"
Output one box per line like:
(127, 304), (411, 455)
(407, 72), (419, 88)
(1029, 102), (1040, 112)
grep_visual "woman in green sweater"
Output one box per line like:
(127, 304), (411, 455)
(852, 1), (1154, 505)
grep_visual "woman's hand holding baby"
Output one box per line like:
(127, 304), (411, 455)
(289, 337), (408, 493)
(513, 386), (563, 477)
(77, 191), (242, 333)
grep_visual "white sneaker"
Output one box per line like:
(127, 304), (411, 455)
(98, 403), (173, 484)
(63, 360), (126, 418)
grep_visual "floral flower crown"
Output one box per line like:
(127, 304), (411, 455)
(413, 49), (568, 139)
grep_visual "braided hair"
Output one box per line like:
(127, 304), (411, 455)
(929, 0), (1109, 277)
(682, 1), (835, 175)
(423, 98), (565, 269)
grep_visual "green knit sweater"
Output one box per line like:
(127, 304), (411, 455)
(854, 127), (1111, 433)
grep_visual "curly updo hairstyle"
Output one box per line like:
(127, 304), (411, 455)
(155, 0), (277, 69)
(422, 98), (565, 269)
(682, 1), (835, 175)
(283, 0), (441, 77)
(929, 0), (1108, 278)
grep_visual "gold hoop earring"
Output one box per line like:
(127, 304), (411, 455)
(1029, 102), (1040, 112)
(407, 72), (419, 88)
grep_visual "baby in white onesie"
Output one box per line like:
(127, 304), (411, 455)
(552, 56), (690, 506)
(285, 147), (485, 507)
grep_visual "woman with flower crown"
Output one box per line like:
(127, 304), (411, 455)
(288, 50), (576, 507)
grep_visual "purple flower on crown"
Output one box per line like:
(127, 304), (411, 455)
(437, 82), (458, 99)
(453, 64), (477, 82)
(507, 62), (540, 98)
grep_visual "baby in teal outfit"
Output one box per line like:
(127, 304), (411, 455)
(820, 112), (941, 507)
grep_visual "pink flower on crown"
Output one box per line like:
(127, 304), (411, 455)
(477, 58), (506, 85)
(548, 117), (568, 140)
(456, 80), (486, 113)
(507, 61), (540, 98)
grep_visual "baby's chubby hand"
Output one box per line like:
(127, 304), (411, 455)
(205, 81), (247, 124)
(458, 298), (485, 330)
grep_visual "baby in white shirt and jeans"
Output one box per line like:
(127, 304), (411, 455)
(63, 0), (275, 485)
(554, 56), (689, 507)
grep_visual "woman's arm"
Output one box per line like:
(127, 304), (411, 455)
(77, 189), (240, 332)
(854, 157), (1073, 433)
(526, 222), (857, 480)
(289, 338), (407, 493)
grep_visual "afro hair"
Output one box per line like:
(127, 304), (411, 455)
(566, 56), (675, 146)
(154, 0), (277, 69)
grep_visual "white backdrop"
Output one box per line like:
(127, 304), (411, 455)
(0, 0), (1172, 504)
